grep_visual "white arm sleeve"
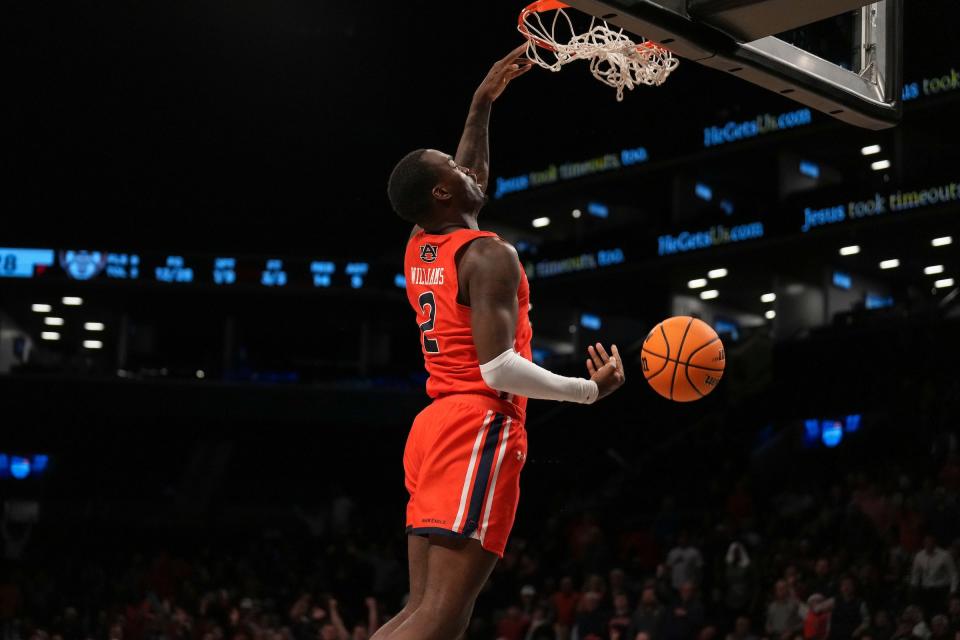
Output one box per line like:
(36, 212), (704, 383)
(479, 348), (599, 404)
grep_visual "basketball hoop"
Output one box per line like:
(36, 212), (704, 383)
(518, 0), (679, 101)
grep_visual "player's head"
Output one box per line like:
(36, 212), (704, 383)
(387, 148), (486, 226)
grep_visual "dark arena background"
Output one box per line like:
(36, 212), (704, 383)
(3, 2), (960, 640)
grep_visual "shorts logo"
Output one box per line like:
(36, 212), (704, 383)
(419, 244), (439, 263)
(516, 450), (526, 462)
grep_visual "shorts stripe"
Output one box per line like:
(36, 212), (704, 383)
(406, 526), (470, 538)
(451, 410), (494, 533)
(462, 413), (505, 536)
(479, 417), (511, 543)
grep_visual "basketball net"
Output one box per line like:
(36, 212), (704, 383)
(519, 0), (679, 101)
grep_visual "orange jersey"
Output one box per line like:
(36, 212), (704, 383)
(404, 228), (533, 415)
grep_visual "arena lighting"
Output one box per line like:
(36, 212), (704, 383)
(10, 457), (31, 480)
(845, 414), (862, 433)
(707, 268), (728, 279)
(699, 289), (719, 300)
(196, 370), (206, 379)
(40, 332), (60, 341)
(870, 159), (891, 171)
(32, 455), (49, 472)
(931, 236), (953, 247)
(44, 317), (64, 326)
(531, 217), (550, 228)
(924, 265), (944, 275)
(799, 161), (820, 179)
(879, 259), (900, 269)
(821, 421), (844, 448)
(580, 314), (601, 330)
(84, 322), (105, 331)
(861, 144), (882, 155)
(765, 310), (776, 319)
(833, 272), (852, 289)
(83, 340), (103, 349)
(587, 202), (609, 218)
(687, 278), (708, 289)
(62, 296), (83, 306)
(31, 303), (52, 313)
(935, 278), (955, 289)
(760, 293), (776, 303)
(571, 209), (581, 218)
(839, 245), (860, 256)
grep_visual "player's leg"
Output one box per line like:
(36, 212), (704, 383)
(385, 535), (498, 640)
(369, 534), (429, 640)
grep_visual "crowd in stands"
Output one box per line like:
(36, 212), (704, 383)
(1, 426), (958, 640)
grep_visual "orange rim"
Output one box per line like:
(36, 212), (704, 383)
(518, 0), (570, 52)
(518, 0), (670, 54)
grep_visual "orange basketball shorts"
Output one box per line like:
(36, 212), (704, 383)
(404, 394), (528, 558)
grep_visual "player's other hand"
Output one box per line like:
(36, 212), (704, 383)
(474, 43), (534, 103)
(586, 343), (626, 401)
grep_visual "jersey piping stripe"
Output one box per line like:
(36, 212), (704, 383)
(451, 410), (494, 533)
(462, 413), (505, 536)
(479, 417), (512, 543)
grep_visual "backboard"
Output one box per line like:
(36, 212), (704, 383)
(564, 0), (903, 129)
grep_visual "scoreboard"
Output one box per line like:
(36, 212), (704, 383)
(0, 247), (400, 291)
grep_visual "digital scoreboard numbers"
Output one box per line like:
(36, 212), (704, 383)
(155, 256), (194, 283)
(345, 262), (369, 289)
(213, 257), (237, 285)
(0, 248), (55, 278)
(106, 253), (140, 279)
(311, 261), (335, 288)
(261, 259), (288, 287)
(1, 247), (395, 291)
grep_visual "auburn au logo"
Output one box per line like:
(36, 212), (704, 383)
(419, 244), (439, 263)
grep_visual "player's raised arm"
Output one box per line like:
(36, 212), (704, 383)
(464, 238), (625, 403)
(454, 44), (532, 194)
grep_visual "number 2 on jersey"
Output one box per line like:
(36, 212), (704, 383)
(418, 291), (440, 354)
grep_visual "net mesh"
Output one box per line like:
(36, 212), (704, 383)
(519, 2), (679, 101)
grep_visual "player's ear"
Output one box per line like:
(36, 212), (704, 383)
(432, 184), (452, 201)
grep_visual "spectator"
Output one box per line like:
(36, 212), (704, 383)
(663, 583), (705, 640)
(911, 536), (958, 616)
(861, 610), (895, 640)
(810, 559), (837, 599)
(893, 606), (930, 640)
(723, 543), (757, 623)
(608, 593), (632, 639)
(666, 533), (704, 591)
(630, 586), (665, 640)
(726, 616), (758, 640)
(496, 606), (530, 640)
(830, 577), (869, 640)
(553, 576), (581, 638)
(946, 595), (960, 634)
(767, 580), (803, 640)
(930, 616), (951, 640)
(573, 592), (606, 640)
(519, 585), (537, 617)
(525, 605), (554, 640)
(804, 594), (835, 640)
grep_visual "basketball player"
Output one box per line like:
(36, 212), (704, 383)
(378, 45), (626, 640)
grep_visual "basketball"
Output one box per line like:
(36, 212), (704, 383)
(642, 316), (725, 402)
